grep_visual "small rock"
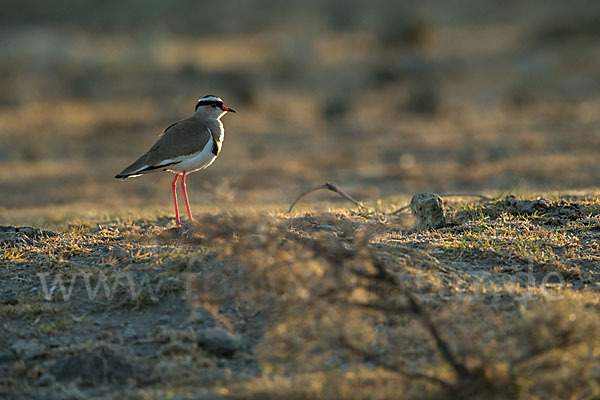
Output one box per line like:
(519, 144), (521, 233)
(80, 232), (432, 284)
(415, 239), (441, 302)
(123, 327), (137, 338)
(193, 394), (228, 400)
(157, 315), (171, 325)
(110, 246), (129, 259)
(180, 223), (196, 238)
(410, 193), (446, 230)
(0, 349), (16, 363)
(11, 339), (46, 359)
(151, 360), (180, 381)
(37, 372), (56, 387)
(62, 385), (87, 400)
(0, 290), (18, 305)
(196, 328), (240, 357)
(191, 311), (206, 324)
(46, 337), (61, 347)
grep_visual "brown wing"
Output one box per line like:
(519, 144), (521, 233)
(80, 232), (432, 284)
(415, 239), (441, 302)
(115, 117), (211, 179)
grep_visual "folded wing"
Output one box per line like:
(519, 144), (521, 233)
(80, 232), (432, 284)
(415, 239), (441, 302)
(115, 117), (211, 179)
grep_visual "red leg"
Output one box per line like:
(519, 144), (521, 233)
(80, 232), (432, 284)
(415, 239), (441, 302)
(171, 173), (183, 226)
(181, 171), (193, 224)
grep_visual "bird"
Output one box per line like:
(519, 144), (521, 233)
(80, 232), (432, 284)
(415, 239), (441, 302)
(115, 95), (236, 226)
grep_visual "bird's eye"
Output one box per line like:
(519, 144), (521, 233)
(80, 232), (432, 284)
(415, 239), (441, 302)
(212, 104), (218, 108)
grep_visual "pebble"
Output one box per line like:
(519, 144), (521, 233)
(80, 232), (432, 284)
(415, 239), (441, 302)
(37, 372), (56, 387)
(110, 246), (129, 259)
(196, 328), (240, 357)
(11, 339), (46, 359)
(123, 327), (137, 338)
(62, 386), (86, 400)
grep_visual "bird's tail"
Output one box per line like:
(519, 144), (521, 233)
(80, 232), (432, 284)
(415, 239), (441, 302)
(115, 172), (145, 179)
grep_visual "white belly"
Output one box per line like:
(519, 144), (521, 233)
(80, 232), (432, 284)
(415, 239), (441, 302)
(166, 136), (218, 174)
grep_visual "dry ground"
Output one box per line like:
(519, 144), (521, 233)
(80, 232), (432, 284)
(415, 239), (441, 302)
(1, 0), (600, 398)
(2, 193), (600, 399)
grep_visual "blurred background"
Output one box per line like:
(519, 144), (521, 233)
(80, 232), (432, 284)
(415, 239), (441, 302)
(0, 0), (599, 213)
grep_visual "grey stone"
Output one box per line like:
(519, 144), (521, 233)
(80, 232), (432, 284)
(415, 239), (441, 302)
(196, 328), (240, 357)
(180, 223), (195, 238)
(410, 193), (446, 230)
(157, 315), (171, 325)
(37, 372), (56, 387)
(62, 386), (87, 400)
(123, 327), (137, 338)
(11, 339), (46, 359)
(151, 359), (180, 381)
(0, 348), (16, 363)
(0, 289), (18, 305)
(191, 394), (228, 400)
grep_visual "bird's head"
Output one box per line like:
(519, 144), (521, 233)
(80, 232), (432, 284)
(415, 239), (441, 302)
(194, 95), (236, 119)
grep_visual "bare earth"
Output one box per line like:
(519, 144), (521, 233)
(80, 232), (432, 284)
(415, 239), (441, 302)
(2, 194), (600, 399)
(1, 0), (600, 398)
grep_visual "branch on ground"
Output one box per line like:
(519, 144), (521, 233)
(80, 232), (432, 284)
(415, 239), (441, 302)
(288, 181), (365, 213)
(338, 335), (454, 389)
(356, 250), (475, 385)
(289, 181), (499, 216)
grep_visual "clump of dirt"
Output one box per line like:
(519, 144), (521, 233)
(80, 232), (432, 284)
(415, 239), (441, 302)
(0, 225), (59, 246)
(504, 195), (585, 224)
(410, 193), (446, 230)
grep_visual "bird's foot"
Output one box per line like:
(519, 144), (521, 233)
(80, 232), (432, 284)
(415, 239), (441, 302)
(175, 220), (184, 227)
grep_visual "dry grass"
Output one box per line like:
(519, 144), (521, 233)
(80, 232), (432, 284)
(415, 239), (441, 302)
(2, 194), (600, 399)
(2, 1), (600, 398)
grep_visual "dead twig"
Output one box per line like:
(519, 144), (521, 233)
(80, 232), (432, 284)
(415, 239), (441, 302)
(289, 181), (500, 217)
(389, 205), (411, 215)
(364, 254), (474, 383)
(403, 290), (473, 381)
(345, 300), (411, 314)
(339, 335), (454, 389)
(288, 181), (364, 213)
(509, 328), (576, 371)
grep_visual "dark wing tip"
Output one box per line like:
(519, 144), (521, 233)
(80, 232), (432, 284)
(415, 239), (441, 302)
(115, 174), (128, 180)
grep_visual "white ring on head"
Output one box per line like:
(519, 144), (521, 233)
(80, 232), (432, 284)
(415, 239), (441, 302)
(197, 95), (223, 103)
